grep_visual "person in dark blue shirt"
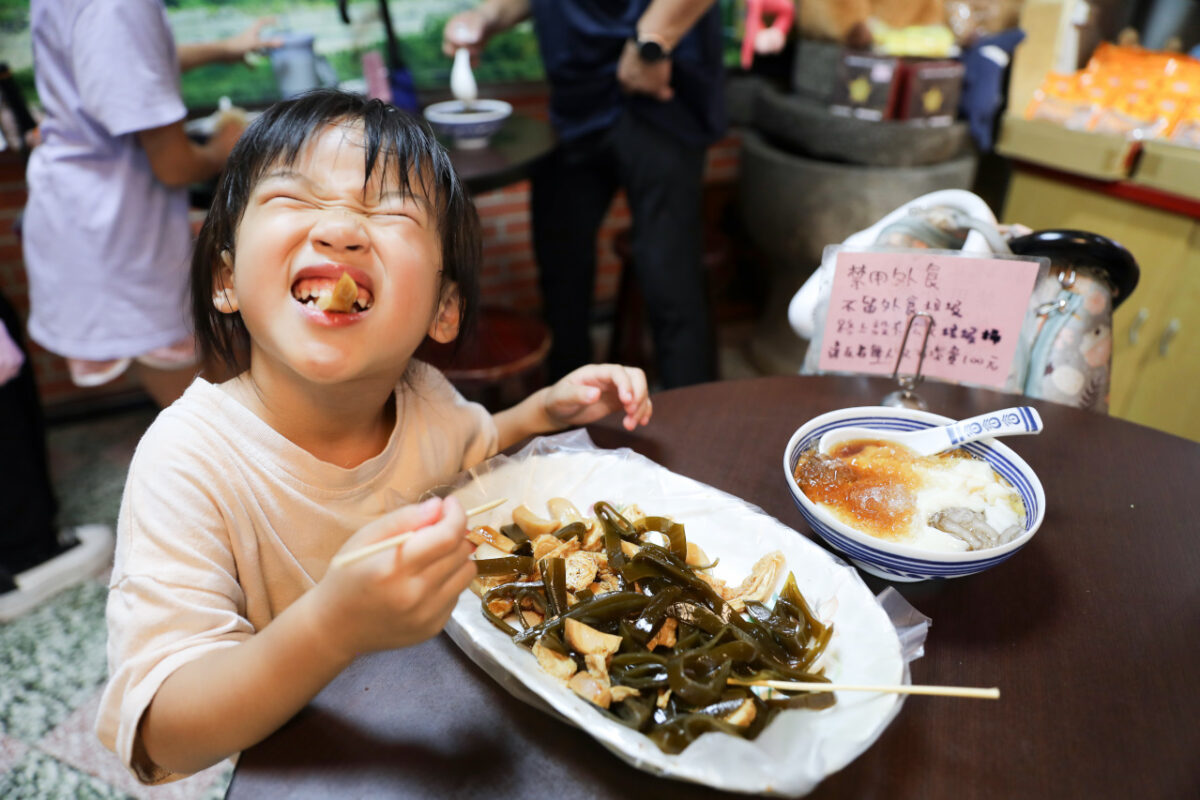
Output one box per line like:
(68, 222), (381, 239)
(444, 0), (726, 388)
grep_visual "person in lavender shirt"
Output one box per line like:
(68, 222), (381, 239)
(23, 0), (280, 407)
(1, 2), (278, 621)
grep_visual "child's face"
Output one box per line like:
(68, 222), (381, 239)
(217, 122), (457, 388)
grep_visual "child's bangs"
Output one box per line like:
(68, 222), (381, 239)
(359, 123), (452, 222)
(239, 99), (456, 227)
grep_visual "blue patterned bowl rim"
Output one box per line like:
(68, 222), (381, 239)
(423, 99), (513, 125)
(782, 406), (1046, 571)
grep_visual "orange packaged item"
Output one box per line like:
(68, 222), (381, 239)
(1025, 73), (1096, 129)
(1169, 103), (1200, 148)
(1091, 92), (1180, 139)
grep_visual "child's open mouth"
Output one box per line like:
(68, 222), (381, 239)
(291, 272), (374, 314)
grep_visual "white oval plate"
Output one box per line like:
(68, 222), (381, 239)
(442, 432), (913, 797)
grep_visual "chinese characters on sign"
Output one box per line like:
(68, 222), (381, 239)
(817, 250), (1041, 390)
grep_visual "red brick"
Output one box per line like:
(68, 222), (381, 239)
(502, 219), (531, 238)
(0, 187), (27, 206)
(483, 241), (534, 258)
(474, 197), (529, 216)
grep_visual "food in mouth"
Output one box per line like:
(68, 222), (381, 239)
(292, 271), (373, 313)
(793, 440), (1026, 552)
(471, 499), (835, 755)
(317, 272), (360, 312)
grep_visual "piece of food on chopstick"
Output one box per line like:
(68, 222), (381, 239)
(470, 499), (836, 754)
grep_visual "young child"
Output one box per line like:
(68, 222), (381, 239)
(97, 89), (652, 784)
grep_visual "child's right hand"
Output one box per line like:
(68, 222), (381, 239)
(314, 497), (476, 659)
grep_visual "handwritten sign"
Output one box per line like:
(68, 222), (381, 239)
(816, 249), (1042, 390)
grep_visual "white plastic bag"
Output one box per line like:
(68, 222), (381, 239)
(434, 431), (929, 797)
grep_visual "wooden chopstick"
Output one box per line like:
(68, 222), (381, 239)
(728, 678), (1000, 700)
(331, 497), (507, 570)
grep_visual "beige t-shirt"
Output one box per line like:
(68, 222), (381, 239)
(96, 363), (497, 783)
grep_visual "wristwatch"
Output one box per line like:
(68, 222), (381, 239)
(634, 33), (670, 63)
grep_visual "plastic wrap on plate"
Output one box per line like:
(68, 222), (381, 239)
(431, 431), (929, 797)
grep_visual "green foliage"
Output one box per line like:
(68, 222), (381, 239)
(403, 14), (544, 89)
(11, 0), (745, 111)
(10, 65), (34, 102)
(180, 61), (280, 109)
(164, 0), (297, 9)
(178, 11), (545, 110)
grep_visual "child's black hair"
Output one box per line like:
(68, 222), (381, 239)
(191, 89), (480, 374)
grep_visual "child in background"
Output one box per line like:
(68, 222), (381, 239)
(97, 89), (652, 784)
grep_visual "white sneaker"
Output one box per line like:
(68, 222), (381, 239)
(0, 524), (115, 621)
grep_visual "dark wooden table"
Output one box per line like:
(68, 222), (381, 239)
(227, 376), (1199, 799)
(443, 113), (555, 195)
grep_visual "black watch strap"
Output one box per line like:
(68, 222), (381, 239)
(635, 35), (669, 63)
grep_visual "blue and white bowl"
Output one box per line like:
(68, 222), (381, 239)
(423, 99), (512, 149)
(783, 406), (1045, 582)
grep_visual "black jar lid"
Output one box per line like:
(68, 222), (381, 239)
(1008, 229), (1140, 309)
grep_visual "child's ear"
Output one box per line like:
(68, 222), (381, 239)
(212, 250), (238, 314)
(428, 283), (461, 344)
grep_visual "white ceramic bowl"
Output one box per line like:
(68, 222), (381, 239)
(423, 99), (512, 149)
(783, 406), (1046, 582)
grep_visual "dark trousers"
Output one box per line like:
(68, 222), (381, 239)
(0, 290), (58, 576)
(530, 112), (715, 389)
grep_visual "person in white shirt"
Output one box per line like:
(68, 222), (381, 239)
(97, 88), (653, 784)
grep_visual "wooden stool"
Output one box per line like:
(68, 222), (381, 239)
(608, 227), (732, 376)
(417, 306), (551, 411)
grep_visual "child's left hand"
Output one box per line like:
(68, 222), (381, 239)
(544, 364), (652, 431)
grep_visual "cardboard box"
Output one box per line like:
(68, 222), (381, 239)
(830, 53), (900, 121)
(1131, 140), (1200, 202)
(995, 114), (1138, 179)
(895, 59), (964, 124)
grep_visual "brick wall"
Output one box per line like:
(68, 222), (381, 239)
(0, 90), (742, 415)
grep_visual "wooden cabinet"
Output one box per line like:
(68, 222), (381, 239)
(1002, 166), (1200, 442)
(1120, 224), (1200, 438)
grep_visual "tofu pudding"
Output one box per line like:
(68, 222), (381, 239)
(792, 440), (1026, 552)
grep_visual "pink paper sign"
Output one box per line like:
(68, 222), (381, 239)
(817, 249), (1041, 389)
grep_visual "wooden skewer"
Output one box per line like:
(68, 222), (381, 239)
(728, 678), (1000, 700)
(462, 497), (508, 517)
(331, 497), (508, 570)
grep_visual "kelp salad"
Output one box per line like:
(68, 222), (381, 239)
(470, 499), (838, 755)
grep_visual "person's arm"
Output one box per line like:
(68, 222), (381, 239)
(139, 498), (475, 776)
(443, 0), (532, 57)
(636, 0), (719, 52)
(137, 577), (355, 774)
(177, 18), (281, 72)
(617, 0), (720, 101)
(135, 116), (241, 188)
(493, 365), (652, 451)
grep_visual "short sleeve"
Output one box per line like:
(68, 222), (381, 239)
(72, 0), (186, 136)
(95, 422), (252, 784)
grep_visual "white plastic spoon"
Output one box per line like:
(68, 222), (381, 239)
(818, 406), (1043, 457)
(450, 48), (478, 110)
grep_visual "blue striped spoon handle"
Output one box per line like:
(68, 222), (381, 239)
(818, 407), (1044, 457)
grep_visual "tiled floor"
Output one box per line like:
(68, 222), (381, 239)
(0, 319), (769, 798)
(0, 405), (232, 799)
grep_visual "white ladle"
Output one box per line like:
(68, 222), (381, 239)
(451, 48), (478, 110)
(818, 406), (1044, 457)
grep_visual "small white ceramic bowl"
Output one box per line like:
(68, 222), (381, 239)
(783, 406), (1046, 582)
(423, 99), (512, 149)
